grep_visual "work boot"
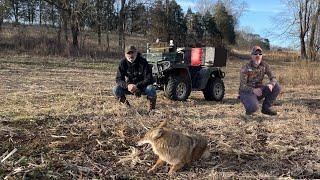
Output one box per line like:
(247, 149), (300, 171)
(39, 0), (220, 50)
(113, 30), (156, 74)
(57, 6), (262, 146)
(245, 110), (255, 116)
(118, 96), (130, 107)
(147, 96), (156, 111)
(261, 108), (277, 116)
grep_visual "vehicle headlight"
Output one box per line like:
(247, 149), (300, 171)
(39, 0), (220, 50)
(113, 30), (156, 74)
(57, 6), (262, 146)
(152, 65), (158, 73)
(162, 61), (170, 70)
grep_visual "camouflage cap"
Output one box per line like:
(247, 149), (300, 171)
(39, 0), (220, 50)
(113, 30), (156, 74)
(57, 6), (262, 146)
(251, 46), (263, 55)
(125, 45), (137, 54)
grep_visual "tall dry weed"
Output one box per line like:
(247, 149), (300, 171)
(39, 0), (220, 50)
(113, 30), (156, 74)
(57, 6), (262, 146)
(267, 51), (300, 62)
(278, 61), (320, 87)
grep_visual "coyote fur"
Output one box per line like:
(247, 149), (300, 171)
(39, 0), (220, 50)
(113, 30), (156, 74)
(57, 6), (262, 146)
(137, 121), (208, 174)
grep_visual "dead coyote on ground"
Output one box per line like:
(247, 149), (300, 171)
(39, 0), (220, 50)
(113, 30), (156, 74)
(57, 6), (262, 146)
(137, 121), (209, 174)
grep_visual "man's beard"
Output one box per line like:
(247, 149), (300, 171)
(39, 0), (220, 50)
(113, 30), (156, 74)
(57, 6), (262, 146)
(127, 57), (136, 63)
(127, 58), (136, 63)
(253, 59), (261, 66)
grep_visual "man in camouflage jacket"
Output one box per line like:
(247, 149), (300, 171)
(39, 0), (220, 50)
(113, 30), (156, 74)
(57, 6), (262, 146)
(239, 46), (281, 116)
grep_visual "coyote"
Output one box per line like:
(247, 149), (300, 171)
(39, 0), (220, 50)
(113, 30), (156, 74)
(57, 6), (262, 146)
(137, 121), (208, 174)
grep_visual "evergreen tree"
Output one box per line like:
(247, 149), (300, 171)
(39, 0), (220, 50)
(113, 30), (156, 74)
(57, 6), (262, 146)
(185, 7), (194, 46)
(150, 0), (167, 41)
(191, 12), (204, 46)
(127, 1), (147, 35)
(185, 8), (193, 31)
(262, 38), (270, 50)
(167, 0), (187, 46)
(214, 1), (236, 45)
(0, 0), (10, 30)
(202, 11), (219, 46)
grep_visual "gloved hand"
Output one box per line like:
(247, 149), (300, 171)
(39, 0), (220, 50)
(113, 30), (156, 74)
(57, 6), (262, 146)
(253, 88), (262, 96)
(128, 84), (137, 93)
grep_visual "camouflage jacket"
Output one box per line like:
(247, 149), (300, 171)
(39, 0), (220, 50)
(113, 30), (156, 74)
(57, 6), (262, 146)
(239, 60), (277, 93)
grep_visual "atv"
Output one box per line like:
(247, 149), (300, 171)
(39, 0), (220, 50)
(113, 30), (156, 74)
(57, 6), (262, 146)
(144, 42), (227, 101)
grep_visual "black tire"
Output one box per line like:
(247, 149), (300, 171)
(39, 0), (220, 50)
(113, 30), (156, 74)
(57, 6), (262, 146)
(165, 75), (191, 101)
(203, 77), (225, 101)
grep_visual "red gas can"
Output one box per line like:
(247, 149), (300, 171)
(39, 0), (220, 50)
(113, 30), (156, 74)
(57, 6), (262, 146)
(191, 48), (203, 66)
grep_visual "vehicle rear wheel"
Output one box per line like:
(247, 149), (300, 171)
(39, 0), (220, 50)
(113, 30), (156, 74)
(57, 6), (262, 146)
(165, 75), (191, 101)
(203, 77), (225, 101)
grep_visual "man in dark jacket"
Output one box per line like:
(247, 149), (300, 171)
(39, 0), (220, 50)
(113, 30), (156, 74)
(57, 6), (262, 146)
(112, 45), (157, 111)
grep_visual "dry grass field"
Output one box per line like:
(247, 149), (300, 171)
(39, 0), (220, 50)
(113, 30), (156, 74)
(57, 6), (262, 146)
(0, 51), (319, 179)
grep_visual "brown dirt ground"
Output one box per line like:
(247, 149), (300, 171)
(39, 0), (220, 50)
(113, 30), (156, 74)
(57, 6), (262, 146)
(0, 53), (319, 179)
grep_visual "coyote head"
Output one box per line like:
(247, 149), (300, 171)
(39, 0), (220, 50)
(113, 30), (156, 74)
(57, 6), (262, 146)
(137, 120), (167, 146)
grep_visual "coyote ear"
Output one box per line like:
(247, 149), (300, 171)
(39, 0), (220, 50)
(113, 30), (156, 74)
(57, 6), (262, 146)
(152, 128), (163, 139)
(158, 120), (167, 128)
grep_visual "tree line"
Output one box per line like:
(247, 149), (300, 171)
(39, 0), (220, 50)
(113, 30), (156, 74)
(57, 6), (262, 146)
(0, 0), (247, 54)
(6, 0), (319, 60)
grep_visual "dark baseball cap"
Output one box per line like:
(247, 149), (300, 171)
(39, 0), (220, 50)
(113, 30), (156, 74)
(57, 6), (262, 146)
(125, 45), (137, 54)
(251, 46), (262, 55)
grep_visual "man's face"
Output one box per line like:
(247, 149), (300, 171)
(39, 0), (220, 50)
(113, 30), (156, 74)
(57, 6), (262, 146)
(251, 51), (262, 66)
(125, 51), (137, 62)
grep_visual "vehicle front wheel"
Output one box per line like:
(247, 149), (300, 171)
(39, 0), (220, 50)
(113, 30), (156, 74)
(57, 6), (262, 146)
(203, 77), (225, 101)
(165, 75), (191, 101)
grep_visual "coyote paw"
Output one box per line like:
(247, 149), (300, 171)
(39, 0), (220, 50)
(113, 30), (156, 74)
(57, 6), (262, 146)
(168, 170), (177, 176)
(147, 168), (156, 174)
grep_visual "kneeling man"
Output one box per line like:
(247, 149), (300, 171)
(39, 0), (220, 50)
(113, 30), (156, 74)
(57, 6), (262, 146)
(113, 45), (157, 111)
(239, 46), (281, 116)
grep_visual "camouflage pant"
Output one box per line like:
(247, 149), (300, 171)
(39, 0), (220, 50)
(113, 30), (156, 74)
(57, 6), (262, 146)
(239, 83), (281, 113)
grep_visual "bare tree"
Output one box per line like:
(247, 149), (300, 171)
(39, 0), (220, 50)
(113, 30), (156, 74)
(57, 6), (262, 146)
(308, 0), (320, 61)
(103, 0), (116, 52)
(45, 0), (90, 51)
(39, 0), (42, 24)
(221, 0), (248, 26)
(96, 0), (102, 45)
(10, 0), (20, 24)
(118, 0), (126, 52)
(272, 0), (318, 60)
(298, 0), (312, 59)
(195, 0), (215, 14)
(117, 0), (155, 52)
(316, 20), (320, 59)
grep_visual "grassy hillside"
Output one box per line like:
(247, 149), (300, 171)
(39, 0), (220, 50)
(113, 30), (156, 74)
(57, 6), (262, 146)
(0, 51), (319, 179)
(0, 24), (148, 58)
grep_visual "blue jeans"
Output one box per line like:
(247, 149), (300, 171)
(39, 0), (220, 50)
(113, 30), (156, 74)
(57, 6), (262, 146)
(112, 85), (157, 98)
(240, 83), (281, 113)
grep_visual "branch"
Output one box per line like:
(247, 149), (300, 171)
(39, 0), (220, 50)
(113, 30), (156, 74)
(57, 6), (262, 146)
(43, 0), (71, 14)
(1, 148), (17, 164)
